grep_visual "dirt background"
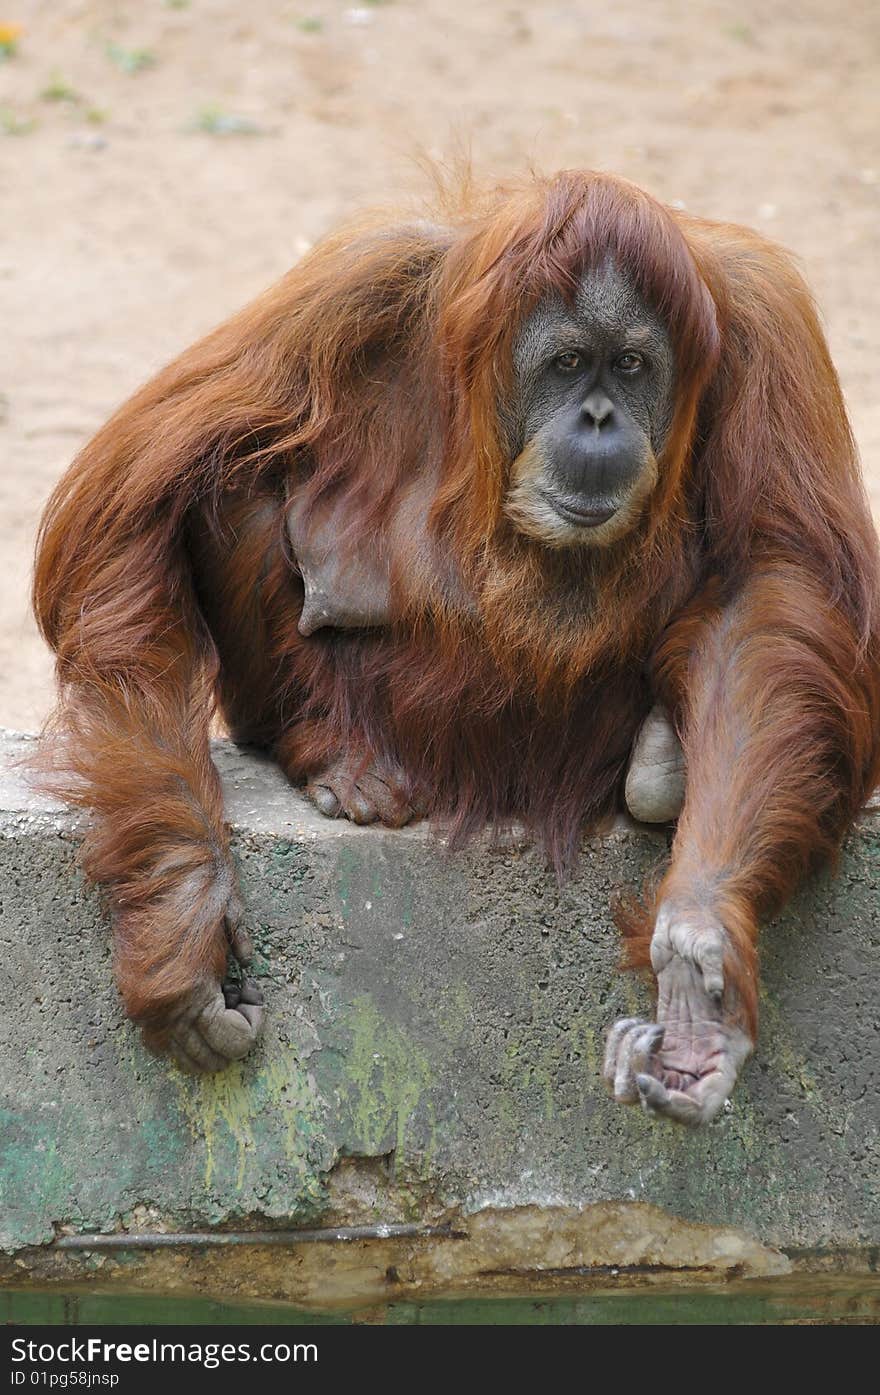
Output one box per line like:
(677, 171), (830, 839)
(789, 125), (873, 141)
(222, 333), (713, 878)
(1, 0), (878, 729)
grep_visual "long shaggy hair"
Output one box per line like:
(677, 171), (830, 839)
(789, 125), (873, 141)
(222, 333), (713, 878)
(33, 170), (880, 1027)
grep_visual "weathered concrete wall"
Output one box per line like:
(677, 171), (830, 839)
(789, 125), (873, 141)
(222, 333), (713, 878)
(1, 729), (879, 1311)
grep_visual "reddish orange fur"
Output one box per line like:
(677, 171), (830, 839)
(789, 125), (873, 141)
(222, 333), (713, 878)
(32, 171), (880, 1051)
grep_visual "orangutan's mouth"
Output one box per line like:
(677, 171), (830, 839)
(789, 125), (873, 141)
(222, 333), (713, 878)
(542, 492), (617, 527)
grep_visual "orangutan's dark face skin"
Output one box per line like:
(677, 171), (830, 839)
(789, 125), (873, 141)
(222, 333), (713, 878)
(504, 262), (676, 549)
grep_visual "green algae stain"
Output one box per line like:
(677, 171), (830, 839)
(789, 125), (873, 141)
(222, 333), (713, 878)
(370, 863), (385, 903)
(334, 995), (436, 1160)
(261, 1054), (325, 1168)
(568, 1013), (602, 1079)
(760, 997), (835, 1134)
(519, 1020), (561, 1124)
(171, 1048), (323, 1198)
(182, 1064), (256, 1191)
(134, 1110), (186, 1178)
(0, 1124), (67, 1204)
(335, 845), (359, 918)
(399, 873), (416, 931)
(0, 1111), (76, 1247)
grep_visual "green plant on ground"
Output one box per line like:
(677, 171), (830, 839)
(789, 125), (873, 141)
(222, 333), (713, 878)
(0, 107), (36, 135)
(191, 105), (265, 136)
(40, 72), (80, 103)
(106, 43), (157, 74)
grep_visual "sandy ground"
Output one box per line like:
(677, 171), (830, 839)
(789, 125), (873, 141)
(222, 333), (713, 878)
(1, 0), (878, 729)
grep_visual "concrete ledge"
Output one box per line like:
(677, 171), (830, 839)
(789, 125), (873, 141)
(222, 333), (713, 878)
(1, 730), (879, 1313)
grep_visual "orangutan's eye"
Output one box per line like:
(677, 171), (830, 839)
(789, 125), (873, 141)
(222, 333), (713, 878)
(553, 351), (583, 374)
(615, 351), (646, 376)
